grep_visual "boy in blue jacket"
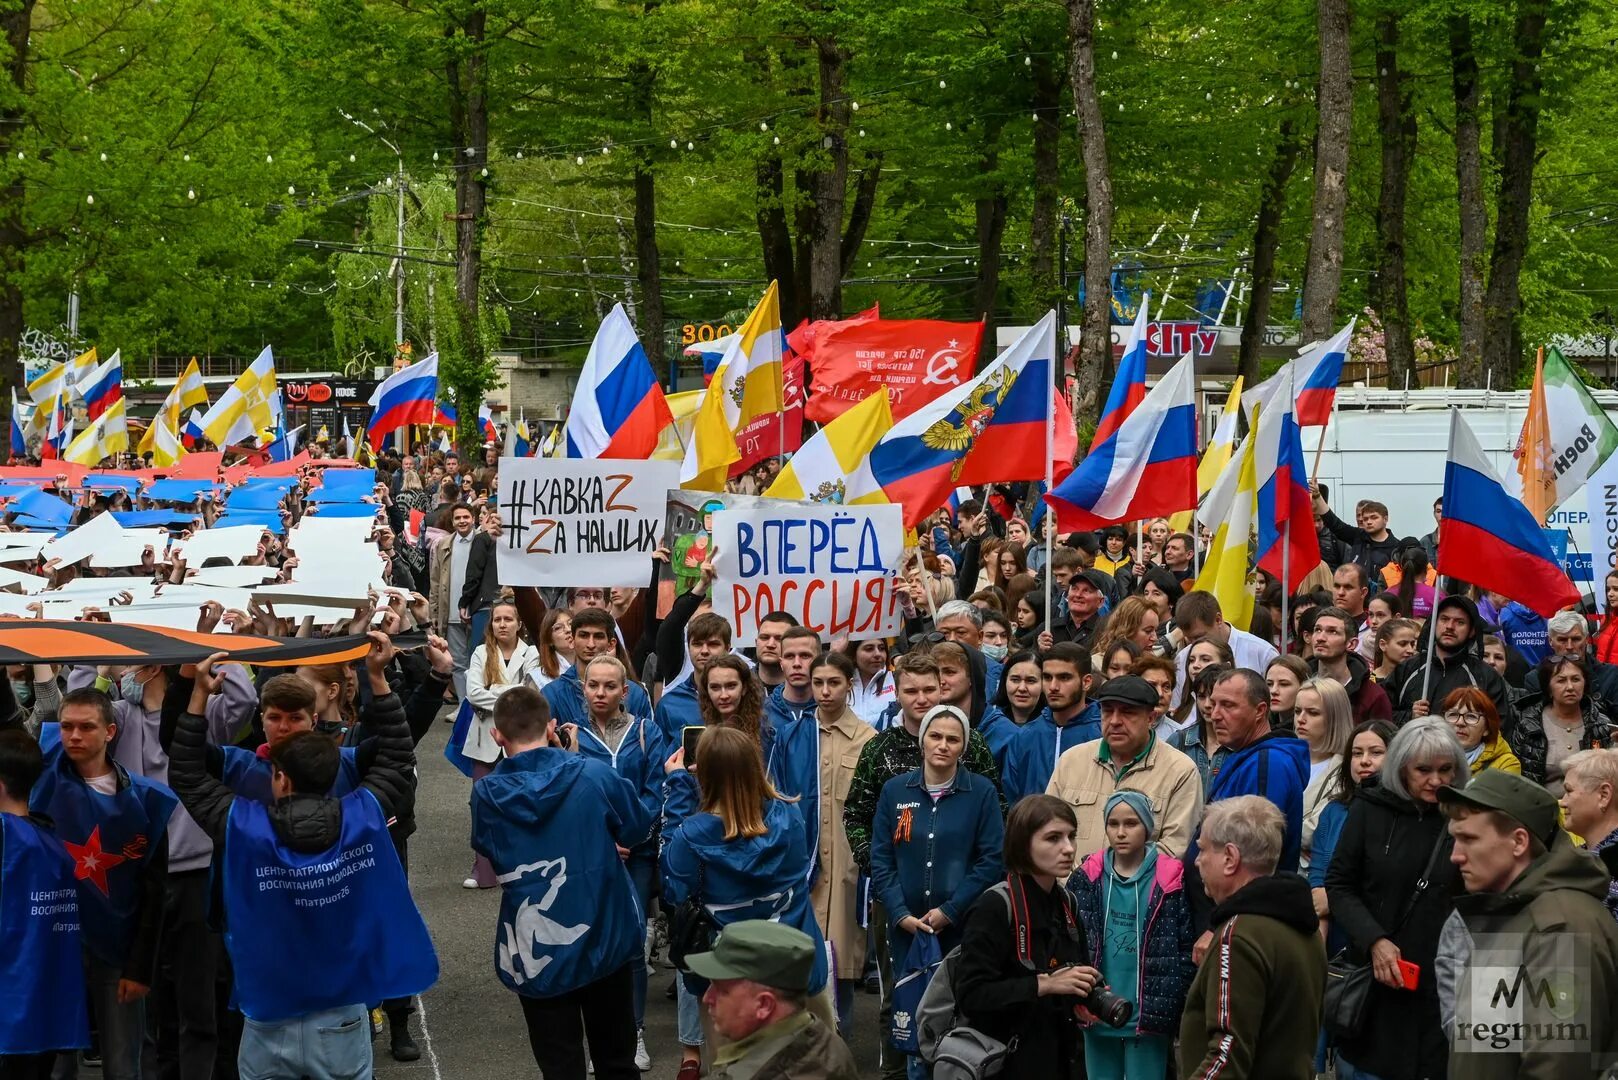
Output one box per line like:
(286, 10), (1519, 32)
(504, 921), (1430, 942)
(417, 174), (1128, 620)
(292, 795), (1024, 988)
(472, 683), (653, 1080)
(1002, 643), (1101, 801)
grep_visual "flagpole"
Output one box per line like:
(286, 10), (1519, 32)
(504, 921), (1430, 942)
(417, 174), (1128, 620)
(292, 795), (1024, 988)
(1423, 410), (1458, 710)
(1280, 519), (1291, 655)
(1045, 311), (1057, 638)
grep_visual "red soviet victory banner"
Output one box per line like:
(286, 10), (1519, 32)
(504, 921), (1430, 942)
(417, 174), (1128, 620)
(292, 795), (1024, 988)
(805, 318), (985, 423)
(730, 350), (807, 475)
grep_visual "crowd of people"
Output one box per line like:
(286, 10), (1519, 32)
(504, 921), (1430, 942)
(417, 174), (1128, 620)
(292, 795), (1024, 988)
(5, 449), (1618, 1080)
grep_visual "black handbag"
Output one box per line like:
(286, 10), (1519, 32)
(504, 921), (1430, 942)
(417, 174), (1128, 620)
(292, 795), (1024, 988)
(1322, 826), (1450, 1039)
(667, 862), (718, 971)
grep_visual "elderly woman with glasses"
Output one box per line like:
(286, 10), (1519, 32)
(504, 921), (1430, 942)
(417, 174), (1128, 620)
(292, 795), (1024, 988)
(1440, 686), (1522, 777)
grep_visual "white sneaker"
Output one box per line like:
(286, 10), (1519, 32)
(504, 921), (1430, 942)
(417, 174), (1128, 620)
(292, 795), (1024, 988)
(635, 1032), (652, 1072)
(462, 877), (480, 889)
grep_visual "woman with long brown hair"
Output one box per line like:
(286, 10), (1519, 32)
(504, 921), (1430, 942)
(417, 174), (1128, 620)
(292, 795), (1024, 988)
(462, 599), (537, 889)
(661, 726), (832, 1071)
(697, 654), (766, 749)
(533, 608), (574, 689)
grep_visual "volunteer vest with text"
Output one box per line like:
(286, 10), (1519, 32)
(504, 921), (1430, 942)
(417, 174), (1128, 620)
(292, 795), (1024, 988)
(222, 788), (438, 1022)
(0, 815), (90, 1054)
(29, 751), (176, 966)
(222, 745), (362, 804)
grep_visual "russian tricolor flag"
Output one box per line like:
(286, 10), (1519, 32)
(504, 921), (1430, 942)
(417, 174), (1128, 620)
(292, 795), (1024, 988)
(1293, 320), (1354, 426)
(80, 350), (124, 422)
(1091, 299), (1148, 450)
(367, 351), (441, 441)
(848, 312), (1062, 528)
(477, 402), (499, 444)
(567, 303), (674, 459)
(9, 390), (27, 458)
(1439, 410), (1580, 618)
(1043, 352), (1198, 530)
(1252, 367), (1320, 590)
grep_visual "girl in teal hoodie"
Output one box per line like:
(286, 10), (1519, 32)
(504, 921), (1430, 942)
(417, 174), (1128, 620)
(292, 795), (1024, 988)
(1071, 790), (1195, 1078)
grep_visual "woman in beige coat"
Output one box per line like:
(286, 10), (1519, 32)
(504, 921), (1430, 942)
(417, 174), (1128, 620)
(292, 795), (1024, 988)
(807, 650), (876, 1036)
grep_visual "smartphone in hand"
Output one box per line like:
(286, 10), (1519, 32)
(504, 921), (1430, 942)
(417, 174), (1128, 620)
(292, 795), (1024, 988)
(681, 725), (703, 767)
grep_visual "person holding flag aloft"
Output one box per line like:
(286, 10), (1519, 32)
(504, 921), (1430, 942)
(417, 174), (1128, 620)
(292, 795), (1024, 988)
(30, 687), (178, 1080)
(167, 639), (437, 1080)
(0, 729), (90, 1079)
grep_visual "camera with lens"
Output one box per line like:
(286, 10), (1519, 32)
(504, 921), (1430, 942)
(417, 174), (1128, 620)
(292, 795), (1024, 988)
(1081, 984), (1134, 1029)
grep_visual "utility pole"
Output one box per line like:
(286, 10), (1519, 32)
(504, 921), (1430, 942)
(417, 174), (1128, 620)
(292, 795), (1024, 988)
(395, 158), (406, 349)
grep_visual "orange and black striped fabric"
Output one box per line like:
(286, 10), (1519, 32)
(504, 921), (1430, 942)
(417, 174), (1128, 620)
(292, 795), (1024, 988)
(0, 621), (373, 667)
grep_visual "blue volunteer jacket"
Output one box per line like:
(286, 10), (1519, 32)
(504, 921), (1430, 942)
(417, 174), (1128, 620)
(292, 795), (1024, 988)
(765, 685), (818, 732)
(471, 748), (653, 998)
(972, 706), (1021, 769)
(221, 745), (362, 805)
(660, 770), (829, 994)
(653, 679), (702, 745)
(870, 768), (1004, 959)
(543, 665), (653, 728)
(570, 713), (668, 854)
(1193, 732), (1310, 872)
(30, 748), (176, 968)
(1000, 703), (1101, 802)
(0, 814), (89, 1054)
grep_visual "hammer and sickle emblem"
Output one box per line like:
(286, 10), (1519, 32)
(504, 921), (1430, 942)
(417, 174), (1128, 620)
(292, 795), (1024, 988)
(923, 350), (961, 386)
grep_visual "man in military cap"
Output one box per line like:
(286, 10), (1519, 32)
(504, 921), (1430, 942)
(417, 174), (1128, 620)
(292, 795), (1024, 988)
(689, 920), (858, 1080)
(1441, 769), (1618, 1079)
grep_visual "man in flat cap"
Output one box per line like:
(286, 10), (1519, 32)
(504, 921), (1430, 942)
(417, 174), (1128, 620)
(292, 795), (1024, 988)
(689, 920), (858, 1080)
(1440, 769), (1618, 1079)
(1045, 674), (1204, 860)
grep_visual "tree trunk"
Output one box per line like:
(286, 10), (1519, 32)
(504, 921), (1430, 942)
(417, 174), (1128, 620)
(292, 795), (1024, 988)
(839, 152), (882, 278)
(755, 156), (798, 325)
(1068, 0), (1112, 423)
(1238, 118), (1303, 386)
(1299, 0), (1352, 342)
(1481, 0), (1549, 388)
(1028, 54), (1064, 313)
(807, 35), (849, 319)
(447, 5), (488, 448)
(0, 1), (33, 391)
(972, 127), (1008, 334)
(1375, 15), (1416, 389)
(629, 45), (664, 379)
(1450, 15), (1487, 387)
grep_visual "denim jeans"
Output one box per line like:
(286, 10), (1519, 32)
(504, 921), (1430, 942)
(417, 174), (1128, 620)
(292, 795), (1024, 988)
(676, 978), (703, 1047)
(237, 1005), (371, 1080)
(53, 957), (143, 1080)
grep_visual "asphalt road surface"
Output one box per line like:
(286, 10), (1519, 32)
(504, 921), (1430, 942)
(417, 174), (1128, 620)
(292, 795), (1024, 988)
(373, 718), (885, 1079)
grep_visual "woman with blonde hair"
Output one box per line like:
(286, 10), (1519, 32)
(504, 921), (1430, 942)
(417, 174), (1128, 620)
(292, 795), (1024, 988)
(1090, 595), (1162, 668)
(661, 726), (831, 1069)
(462, 599), (537, 889)
(1293, 677), (1353, 872)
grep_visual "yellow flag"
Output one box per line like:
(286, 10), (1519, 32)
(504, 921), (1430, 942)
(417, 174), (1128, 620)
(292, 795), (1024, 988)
(1191, 409), (1257, 631)
(1171, 376), (1244, 532)
(1515, 348), (1555, 524)
(680, 283), (783, 491)
(766, 390), (893, 503)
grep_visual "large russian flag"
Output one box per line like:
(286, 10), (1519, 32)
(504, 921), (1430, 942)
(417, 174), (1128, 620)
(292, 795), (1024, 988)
(568, 303), (674, 459)
(1043, 352), (1198, 530)
(1292, 320), (1354, 426)
(1091, 299), (1148, 450)
(1252, 367), (1320, 590)
(1439, 410), (1580, 617)
(848, 312), (1059, 528)
(367, 351), (441, 440)
(80, 350), (124, 423)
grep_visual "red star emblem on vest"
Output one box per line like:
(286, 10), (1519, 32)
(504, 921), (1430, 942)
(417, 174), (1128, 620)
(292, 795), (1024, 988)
(65, 825), (127, 896)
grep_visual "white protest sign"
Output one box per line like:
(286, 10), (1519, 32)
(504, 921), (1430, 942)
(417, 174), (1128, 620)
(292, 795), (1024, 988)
(41, 511), (123, 569)
(1585, 452), (1618, 613)
(496, 458), (678, 588)
(711, 498), (904, 646)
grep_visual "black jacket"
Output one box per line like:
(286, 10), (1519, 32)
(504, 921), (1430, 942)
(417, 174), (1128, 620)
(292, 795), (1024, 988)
(954, 874), (1088, 1079)
(168, 683), (417, 858)
(1321, 508), (1402, 578)
(1386, 595), (1515, 725)
(1507, 697), (1614, 787)
(1323, 780), (1462, 1079)
(460, 530), (501, 616)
